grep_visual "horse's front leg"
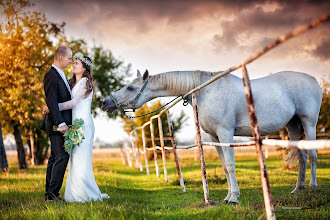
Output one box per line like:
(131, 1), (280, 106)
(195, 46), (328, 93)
(216, 128), (239, 204)
(207, 135), (232, 203)
(214, 146), (232, 202)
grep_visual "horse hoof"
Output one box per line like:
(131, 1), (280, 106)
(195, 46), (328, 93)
(228, 197), (239, 204)
(228, 200), (239, 204)
(309, 183), (317, 188)
(227, 193), (239, 204)
(291, 186), (306, 194)
(223, 194), (231, 202)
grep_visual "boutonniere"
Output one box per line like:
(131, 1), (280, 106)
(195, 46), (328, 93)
(66, 76), (70, 83)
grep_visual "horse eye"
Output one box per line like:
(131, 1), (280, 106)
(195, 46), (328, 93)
(127, 86), (134, 91)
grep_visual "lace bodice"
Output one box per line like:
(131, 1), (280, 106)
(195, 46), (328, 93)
(58, 77), (92, 111)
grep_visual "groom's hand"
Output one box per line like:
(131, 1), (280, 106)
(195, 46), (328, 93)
(60, 125), (69, 134)
(43, 106), (50, 114)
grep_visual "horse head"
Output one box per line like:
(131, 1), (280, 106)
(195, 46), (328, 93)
(102, 69), (150, 114)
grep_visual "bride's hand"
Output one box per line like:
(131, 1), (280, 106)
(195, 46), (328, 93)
(43, 106), (50, 114)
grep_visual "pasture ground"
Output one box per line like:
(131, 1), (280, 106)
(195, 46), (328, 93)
(1, 148), (329, 219)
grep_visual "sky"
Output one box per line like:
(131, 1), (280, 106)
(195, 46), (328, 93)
(28, 0), (330, 144)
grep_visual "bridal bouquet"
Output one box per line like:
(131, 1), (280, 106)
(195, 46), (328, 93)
(53, 118), (85, 153)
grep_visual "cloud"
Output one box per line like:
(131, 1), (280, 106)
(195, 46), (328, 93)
(311, 39), (330, 61)
(211, 0), (330, 62)
(29, 0), (330, 63)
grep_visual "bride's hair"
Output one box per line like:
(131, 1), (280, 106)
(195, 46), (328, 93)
(69, 56), (95, 98)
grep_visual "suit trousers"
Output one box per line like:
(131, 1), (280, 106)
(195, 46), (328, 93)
(45, 134), (69, 198)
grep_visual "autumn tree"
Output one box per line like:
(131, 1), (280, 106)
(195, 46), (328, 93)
(0, 0), (65, 168)
(0, 0), (132, 166)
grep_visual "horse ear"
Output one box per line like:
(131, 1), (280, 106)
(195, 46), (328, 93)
(137, 70), (142, 78)
(142, 70), (149, 82)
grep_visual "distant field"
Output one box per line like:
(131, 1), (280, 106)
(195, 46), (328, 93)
(1, 148), (329, 219)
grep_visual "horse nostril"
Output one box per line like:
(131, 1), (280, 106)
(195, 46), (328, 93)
(102, 100), (107, 106)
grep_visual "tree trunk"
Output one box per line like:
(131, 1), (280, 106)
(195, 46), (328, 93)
(29, 133), (35, 165)
(13, 123), (27, 169)
(34, 128), (49, 165)
(0, 121), (9, 172)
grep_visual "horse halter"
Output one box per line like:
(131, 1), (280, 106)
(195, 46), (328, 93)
(109, 79), (149, 115)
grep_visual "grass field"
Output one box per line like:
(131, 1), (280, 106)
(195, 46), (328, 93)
(1, 149), (329, 219)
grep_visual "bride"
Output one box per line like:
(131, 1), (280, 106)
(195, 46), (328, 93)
(44, 53), (110, 203)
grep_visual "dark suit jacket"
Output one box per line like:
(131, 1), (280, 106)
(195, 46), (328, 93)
(41, 66), (72, 135)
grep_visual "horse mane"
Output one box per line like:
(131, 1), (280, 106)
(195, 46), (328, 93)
(150, 70), (223, 94)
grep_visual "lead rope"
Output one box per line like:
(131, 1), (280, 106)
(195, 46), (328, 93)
(123, 95), (187, 119)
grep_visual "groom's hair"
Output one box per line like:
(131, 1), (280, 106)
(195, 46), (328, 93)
(54, 46), (70, 60)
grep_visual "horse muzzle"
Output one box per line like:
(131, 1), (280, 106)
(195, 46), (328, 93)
(101, 97), (116, 113)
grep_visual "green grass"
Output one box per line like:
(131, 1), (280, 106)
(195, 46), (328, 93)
(1, 153), (329, 219)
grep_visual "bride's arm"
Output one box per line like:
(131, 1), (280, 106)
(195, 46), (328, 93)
(58, 77), (88, 111)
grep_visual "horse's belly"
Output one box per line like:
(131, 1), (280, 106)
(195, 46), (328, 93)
(234, 109), (294, 136)
(234, 125), (282, 136)
(234, 126), (252, 136)
(234, 102), (295, 136)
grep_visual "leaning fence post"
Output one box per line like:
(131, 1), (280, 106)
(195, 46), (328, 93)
(192, 93), (210, 204)
(124, 141), (133, 167)
(150, 118), (160, 178)
(120, 145), (127, 165)
(166, 111), (186, 192)
(142, 127), (150, 175)
(130, 132), (138, 168)
(242, 65), (275, 220)
(158, 116), (169, 182)
(134, 130), (143, 172)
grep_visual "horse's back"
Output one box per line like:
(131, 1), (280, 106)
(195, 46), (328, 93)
(198, 71), (322, 136)
(248, 71), (322, 131)
(265, 71), (322, 120)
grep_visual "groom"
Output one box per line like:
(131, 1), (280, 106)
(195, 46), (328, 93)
(41, 46), (72, 202)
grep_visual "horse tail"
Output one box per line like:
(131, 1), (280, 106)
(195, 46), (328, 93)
(284, 116), (304, 168)
(284, 147), (300, 168)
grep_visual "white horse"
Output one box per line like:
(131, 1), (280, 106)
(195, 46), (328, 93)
(102, 70), (322, 203)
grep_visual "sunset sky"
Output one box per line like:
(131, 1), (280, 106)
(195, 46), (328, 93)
(29, 0), (330, 144)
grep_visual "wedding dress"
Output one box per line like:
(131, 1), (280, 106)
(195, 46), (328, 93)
(58, 77), (110, 203)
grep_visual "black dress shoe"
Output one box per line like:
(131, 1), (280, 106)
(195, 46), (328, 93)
(45, 193), (65, 203)
(45, 196), (65, 203)
(55, 196), (65, 202)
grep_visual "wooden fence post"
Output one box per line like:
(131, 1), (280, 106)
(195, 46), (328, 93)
(150, 119), (160, 178)
(242, 65), (275, 220)
(130, 132), (138, 168)
(158, 116), (169, 182)
(192, 93), (210, 204)
(134, 131), (143, 172)
(142, 127), (150, 175)
(166, 111), (186, 192)
(120, 145), (127, 165)
(125, 141), (133, 168)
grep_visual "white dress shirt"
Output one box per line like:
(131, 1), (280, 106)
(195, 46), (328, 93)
(52, 64), (71, 129)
